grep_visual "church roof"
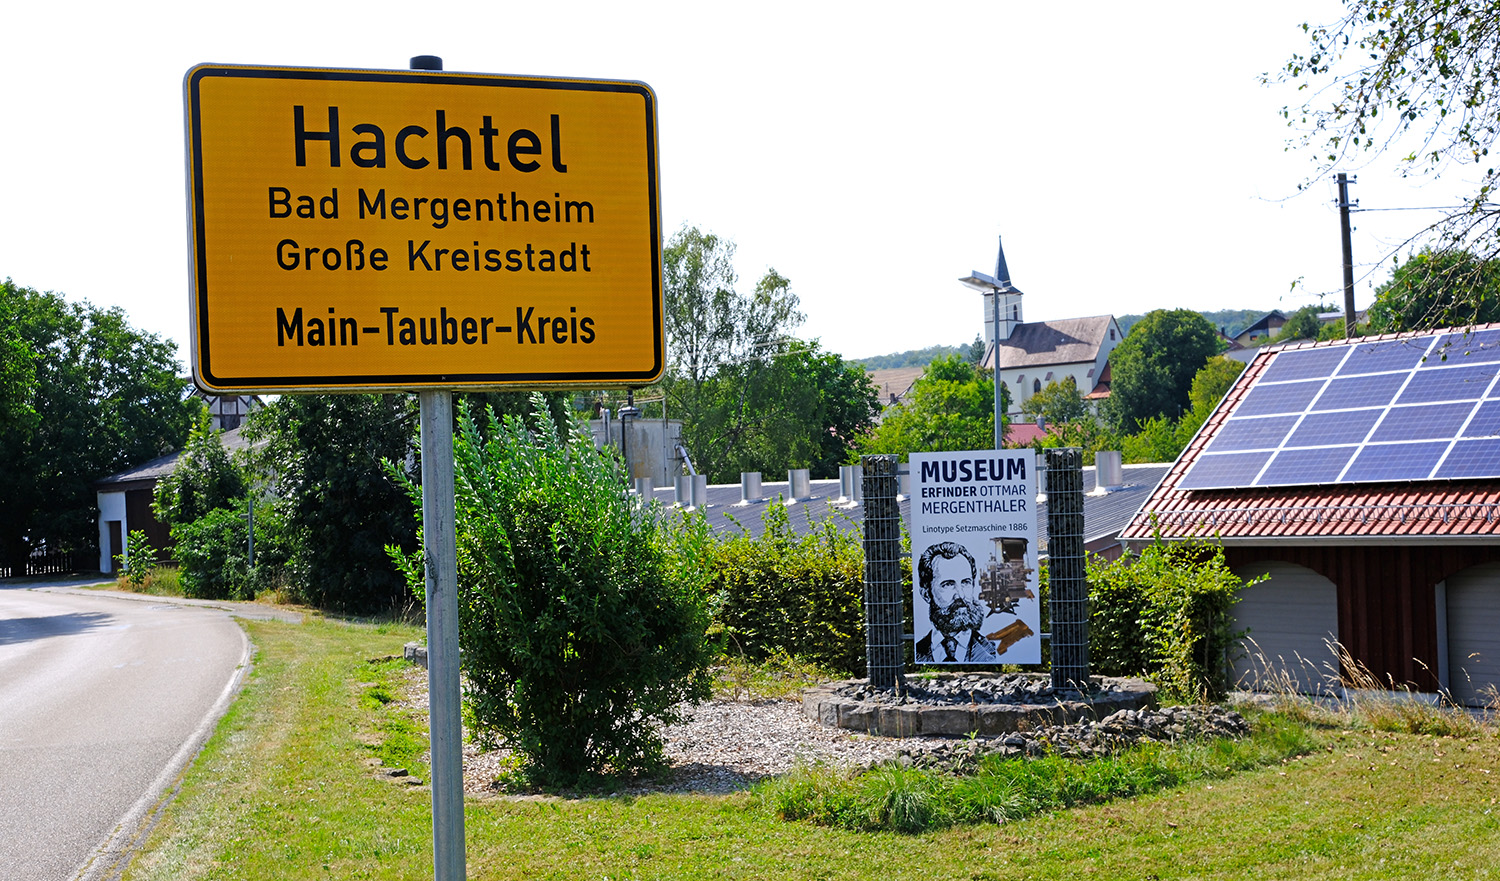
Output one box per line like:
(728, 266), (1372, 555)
(986, 315), (1118, 370)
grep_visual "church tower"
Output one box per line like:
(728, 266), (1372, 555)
(959, 235), (1024, 352)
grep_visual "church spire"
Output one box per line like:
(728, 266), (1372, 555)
(993, 235), (1016, 292)
(959, 235), (1025, 352)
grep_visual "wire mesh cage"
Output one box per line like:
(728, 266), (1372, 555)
(1045, 448), (1089, 690)
(861, 455), (904, 689)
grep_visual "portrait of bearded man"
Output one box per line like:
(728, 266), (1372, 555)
(914, 540), (999, 663)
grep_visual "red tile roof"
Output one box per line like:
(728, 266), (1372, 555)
(1119, 326), (1500, 543)
(1004, 422), (1054, 446)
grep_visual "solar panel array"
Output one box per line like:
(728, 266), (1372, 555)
(1178, 328), (1500, 490)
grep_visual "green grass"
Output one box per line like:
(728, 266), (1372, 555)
(356, 657), (430, 773)
(758, 711), (1320, 833)
(713, 650), (837, 701)
(125, 619), (432, 880)
(110, 564), (186, 597)
(126, 619), (1500, 880)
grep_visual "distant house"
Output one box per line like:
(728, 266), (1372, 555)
(1121, 325), (1500, 705)
(1232, 310), (1286, 347)
(191, 391), (261, 431)
(93, 426), (252, 573)
(987, 315), (1121, 416)
(866, 366), (925, 410)
(1003, 420), (1054, 447)
(959, 238), (1121, 416)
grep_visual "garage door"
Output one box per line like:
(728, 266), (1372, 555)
(1446, 562), (1500, 707)
(1229, 562), (1339, 694)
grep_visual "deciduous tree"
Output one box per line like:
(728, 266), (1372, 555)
(1267, 304), (1329, 345)
(1188, 356), (1247, 415)
(153, 409), (247, 528)
(1273, 2), (1500, 315)
(245, 393), (418, 613)
(689, 342), (878, 483)
(0, 287), (36, 441)
(1020, 375), (1089, 426)
(1105, 309), (1221, 432)
(854, 355), (1004, 456)
(660, 226), (803, 444)
(1366, 248), (1500, 332)
(0, 281), (195, 570)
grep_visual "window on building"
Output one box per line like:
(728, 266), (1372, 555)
(1033, 379), (1041, 394)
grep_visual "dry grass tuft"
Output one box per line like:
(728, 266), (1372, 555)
(1236, 637), (1491, 738)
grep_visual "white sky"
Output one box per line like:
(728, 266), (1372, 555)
(2, 1), (1479, 365)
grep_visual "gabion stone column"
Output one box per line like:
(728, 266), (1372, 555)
(1046, 448), (1089, 690)
(861, 455), (904, 689)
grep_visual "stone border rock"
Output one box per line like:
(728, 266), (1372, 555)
(803, 673), (1158, 738)
(893, 704), (1252, 772)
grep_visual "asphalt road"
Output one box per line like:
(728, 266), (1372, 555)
(0, 580), (250, 881)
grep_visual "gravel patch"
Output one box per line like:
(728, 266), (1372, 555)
(394, 667), (911, 796)
(393, 667), (1248, 797)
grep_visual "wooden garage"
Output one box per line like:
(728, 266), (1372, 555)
(1228, 561), (1339, 693)
(1122, 325), (1500, 704)
(1444, 561), (1500, 706)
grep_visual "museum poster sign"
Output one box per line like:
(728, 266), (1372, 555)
(909, 449), (1040, 665)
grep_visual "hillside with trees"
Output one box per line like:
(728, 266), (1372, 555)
(854, 339), (980, 369)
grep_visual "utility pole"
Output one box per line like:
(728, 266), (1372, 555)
(1338, 173), (1358, 339)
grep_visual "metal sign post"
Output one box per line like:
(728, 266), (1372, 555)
(419, 388), (463, 881)
(406, 56), (464, 881)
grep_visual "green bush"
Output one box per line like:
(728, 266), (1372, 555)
(1087, 557), (1152, 679)
(172, 502), (290, 601)
(153, 409), (246, 529)
(246, 393), (418, 614)
(392, 397), (718, 787)
(117, 529), (156, 586)
(711, 503), (866, 675)
(1086, 537), (1252, 700)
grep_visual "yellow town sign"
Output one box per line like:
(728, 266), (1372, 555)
(185, 64), (662, 391)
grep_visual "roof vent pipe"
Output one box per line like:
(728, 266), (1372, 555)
(787, 468), (812, 504)
(1094, 451), (1124, 493)
(674, 474), (693, 507)
(633, 477), (653, 497)
(739, 472), (764, 505)
(691, 474), (709, 509)
(838, 465), (863, 505)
